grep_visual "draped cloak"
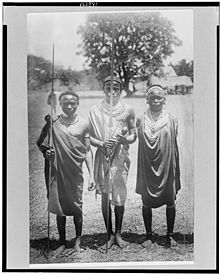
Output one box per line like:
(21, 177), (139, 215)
(136, 108), (181, 208)
(89, 100), (133, 206)
(37, 117), (87, 216)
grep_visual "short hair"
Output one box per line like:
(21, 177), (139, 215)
(59, 91), (79, 103)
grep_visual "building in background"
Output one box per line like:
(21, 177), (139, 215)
(150, 75), (193, 94)
(132, 65), (193, 95)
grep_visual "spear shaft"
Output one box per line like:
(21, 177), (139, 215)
(47, 43), (55, 260)
(106, 29), (114, 253)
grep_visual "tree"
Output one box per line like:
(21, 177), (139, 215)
(77, 12), (182, 95)
(27, 55), (82, 90)
(170, 59), (194, 82)
(27, 54), (52, 90)
(57, 66), (81, 86)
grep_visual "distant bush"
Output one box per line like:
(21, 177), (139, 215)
(27, 54), (101, 91)
(27, 55), (52, 90)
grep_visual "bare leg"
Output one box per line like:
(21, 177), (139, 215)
(73, 212), (83, 252)
(44, 159), (49, 198)
(115, 205), (127, 248)
(166, 204), (177, 247)
(50, 215), (66, 252)
(60, 213), (84, 257)
(56, 215), (66, 245)
(101, 193), (115, 249)
(141, 206), (153, 248)
(166, 204), (175, 234)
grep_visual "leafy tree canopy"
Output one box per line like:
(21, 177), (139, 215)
(27, 55), (82, 90)
(77, 12), (182, 94)
(27, 54), (52, 89)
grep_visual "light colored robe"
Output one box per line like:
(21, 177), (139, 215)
(89, 100), (133, 206)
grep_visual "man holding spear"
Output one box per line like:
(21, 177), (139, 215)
(88, 75), (136, 250)
(37, 45), (94, 256)
(37, 90), (95, 254)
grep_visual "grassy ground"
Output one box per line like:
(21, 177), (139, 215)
(29, 90), (194, 265)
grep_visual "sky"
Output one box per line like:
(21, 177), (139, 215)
(27, 9), (193, 70)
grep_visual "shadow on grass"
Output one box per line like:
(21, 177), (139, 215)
(122, 232), (193, 248)
(30, 231), (193, 253)
(124, 232), (193, 246)
(30, 233), (107, 252)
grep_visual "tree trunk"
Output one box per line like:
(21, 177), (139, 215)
(123, 77), (133, 97)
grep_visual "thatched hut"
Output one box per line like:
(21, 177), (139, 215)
(150, 75), (193, 94)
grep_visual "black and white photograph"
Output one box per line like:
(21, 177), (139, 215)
(3, 3), (218, 271)
(28, 9), (194, 265)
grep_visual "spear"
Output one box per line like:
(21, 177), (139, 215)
(47, 43), (55, 260)
(106, 28), (114, 253)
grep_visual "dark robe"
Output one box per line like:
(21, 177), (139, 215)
(136, 108), (181, 208)
(37, 117), (87, 216)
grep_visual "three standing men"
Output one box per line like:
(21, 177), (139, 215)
(37, 81), (181, 253)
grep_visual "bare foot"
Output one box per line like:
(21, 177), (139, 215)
(73, 236), (82, 252)
(115, 233), (127, 248)
(99, 234), (115, 252)
(62, 236), (84, 257)
(49, 243), (66, 260)
(141, 239), (153, 249)
(50, 240), (66, 251)
(63, 247), (85, 257)
(165, 235), (178, 248)
(170, 236), (178, 247)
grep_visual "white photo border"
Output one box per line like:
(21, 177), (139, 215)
(3, 2), (219, 272)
